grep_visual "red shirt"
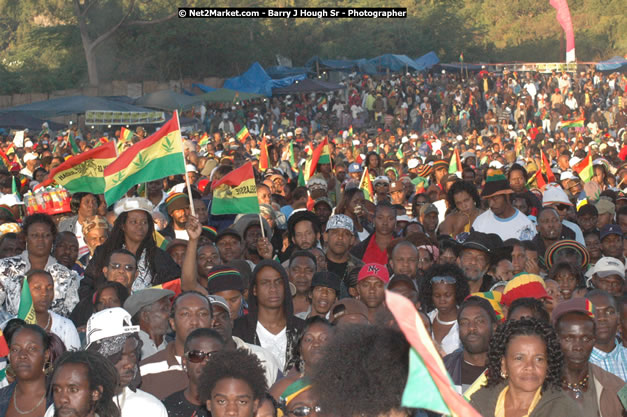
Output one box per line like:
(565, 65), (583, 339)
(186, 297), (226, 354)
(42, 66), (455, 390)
(362, 233), (389, 264)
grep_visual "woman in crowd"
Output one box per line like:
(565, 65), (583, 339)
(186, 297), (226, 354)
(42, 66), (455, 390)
(0, 325), (53, 417)
(336, 188), (370, 241)
(469, 317), (581, 417)
(27, 269), (80, 351)
(82, 197), (180, 298)
(0, 213), (79, 317)
(77, 215), (110, 272)
(58, 192), (99, 258)
(94, 281), (130, 312)
(419, 263), (469, 355)
(271, 317), (333, 397)
(439, 180), (483, 237)
(548, 262), (584, 301)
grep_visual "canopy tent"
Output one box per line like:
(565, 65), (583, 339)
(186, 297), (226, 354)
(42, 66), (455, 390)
(272, 78), (344, 95)
(0, 112), (65, 130)
(192, 83), (217, 93)
(596, 56), (627, 73)
(414, 52), (440, 71)
(134, 90), (205, 111)
(2, 95), (153, 119)
(266, 66), (312, 79)
(368, 54), (423, 72)
(223, 62), (306, 96)
(196, 88), (264, 103)
(436, 63), (484, 73)
(305, 56), (377, 74)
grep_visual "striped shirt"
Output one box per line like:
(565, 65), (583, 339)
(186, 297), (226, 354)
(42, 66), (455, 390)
(589, 343), (627, 382)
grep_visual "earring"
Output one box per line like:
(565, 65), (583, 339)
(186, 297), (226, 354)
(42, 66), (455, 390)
(43, 361), (53, 376)
(500, 370), (507, 379)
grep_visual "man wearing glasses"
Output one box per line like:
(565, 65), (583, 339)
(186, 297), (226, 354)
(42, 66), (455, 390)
(542, 184), (585, 245)
(102, 248), (138, 292)
(84, 307), (168, 416)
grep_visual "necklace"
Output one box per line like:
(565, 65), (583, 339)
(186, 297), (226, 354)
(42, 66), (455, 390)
(39, 314), (51, 331)
(562, 373), (588, 400)
(13, 390), (46, 415)
(435, 312), (457, 326)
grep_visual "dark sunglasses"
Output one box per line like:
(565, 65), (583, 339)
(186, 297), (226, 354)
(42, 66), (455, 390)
(555, 204), (570, 211)
(431, 276), (456, 285)
(186, 350), (216, 363)
(289, 406), (322, 417)
(108, 262), (135, 272)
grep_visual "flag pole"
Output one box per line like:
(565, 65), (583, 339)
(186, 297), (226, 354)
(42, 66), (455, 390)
(259, 214), (266, 239)
(175, 110), (196, 217)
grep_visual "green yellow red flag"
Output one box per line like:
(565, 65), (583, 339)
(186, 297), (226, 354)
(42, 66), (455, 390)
(17, 278), (36, 324)
(574, 153), (593, 183)
(259, 137), (269, 171)
(210, 162), (259, 215)
(236, 126), (251, 143)
(36, 141), (117, 193)
(359, 167), (374, 202)
(104, 113), (186, 206)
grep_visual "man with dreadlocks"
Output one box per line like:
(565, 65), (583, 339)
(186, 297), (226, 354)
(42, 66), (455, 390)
(85, 308), (168, 417)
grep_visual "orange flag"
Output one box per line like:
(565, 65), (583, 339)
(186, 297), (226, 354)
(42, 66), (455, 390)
(259, 136), (269, 171)
(541, 150), (556, 183)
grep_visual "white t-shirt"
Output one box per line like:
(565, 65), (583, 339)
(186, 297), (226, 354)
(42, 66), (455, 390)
(50, 311), (81, 351)
(472, 208), (536, 241)
(44, 387), (168, 417)
(174, 229), (189, 241)
(256, 322), (287, 371)
(428, 310), (460, 356)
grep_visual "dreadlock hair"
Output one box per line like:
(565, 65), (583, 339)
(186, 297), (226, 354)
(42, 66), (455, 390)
(199, 348), (267, 404)
(507, 297), (550, 323)
(311, 324), (409, 417)
(89, 210), (157, 289)
(486, 317), (563, 392)
(52, 350), (121, 417)
(419, 263), (470, 313)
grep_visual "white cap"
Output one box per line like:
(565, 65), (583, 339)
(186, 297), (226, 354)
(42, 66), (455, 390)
(569, 157), (582, 168)
(401, 136), (409, 144)
(408, 158), (420, 169)
(186, 164), (198, 173)
(24, 141), (33, 148)
(113, 197), (154, 216)
(373, 176), (390, 185)
(287, 132), (293, 137)
(456, 135), (463, 141)
(542, 184), (572, 207)
(560, 171), (575, 181)
(23, 153), (38, 162)
(589, 257), (625, 281)
(85, 307), (139, 348)
(352, 139), (360, 146)
(410, 134), (419, 140)
(489, 160), (503, 169)
(367, 142), (374, 147)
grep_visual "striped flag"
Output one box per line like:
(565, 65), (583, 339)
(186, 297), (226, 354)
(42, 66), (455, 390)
(198, 133), (209, 147)
(210, 162), (259, 215)
(259, 137), (270, 171)
(120, 127), (133, 142)
(386, 291), (482, 417)
(574, 153), (593, 183)
(36, 141), (117, 193)
(359, 167), (374, 202)
(66, 131), (80, 154)
(561, 117), (585, 129)
(104, 112), (186, 206)
(448, 148), (462, 174)
(152, 278), (181, 296)
(304, 137), (331, 182)
(541, 150), (556, 183)
(235, 126), (251, 143)
(288, 141), (297, 170)
(17, 278), (36, 324)
(317, 96), (327, 110)
(153, 231), (170, 251)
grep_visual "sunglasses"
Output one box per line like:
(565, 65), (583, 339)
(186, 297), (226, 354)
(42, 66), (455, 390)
(108, 263), (135, 272)
(555, 204), (570, 211)
(431, 276), (456, 285)
(289, 406), (322, 417)
(186, 350), (216, 364)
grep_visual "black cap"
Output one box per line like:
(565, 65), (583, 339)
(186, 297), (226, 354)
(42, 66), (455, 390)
(216, 228), (241, 243)
(311, 271), (341, 293)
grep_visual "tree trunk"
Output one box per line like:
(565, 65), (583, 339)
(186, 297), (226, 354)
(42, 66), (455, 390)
(84, 46), (99, 86)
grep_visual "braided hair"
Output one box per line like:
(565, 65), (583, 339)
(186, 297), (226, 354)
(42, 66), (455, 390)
(486, 317), (563, 392)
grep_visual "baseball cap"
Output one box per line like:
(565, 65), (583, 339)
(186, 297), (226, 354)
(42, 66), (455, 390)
(311, 271), (341, 293)
(407, 158), (420, 169)
(552, 298), (595, 327)
(419, 203), (438, 217)
(389, 181), (404, 193)
(373, 176), (390, 186)
(542, 184), (572, 207)
(330, 298), (369, 324)
(208, 294), (230, 314)
(358, 263), (390, 284)
(314, 197), (333, 209)
(590, 257), (625, 279)
(123, 288), (175, 317)
(348, 163), (362, 173)
(599, 224), (623, 241)
(113, 197), (154, 216)
(325, 214), (354, 233)
(23, 153), (38, 162)
(85, 307), (139, 348)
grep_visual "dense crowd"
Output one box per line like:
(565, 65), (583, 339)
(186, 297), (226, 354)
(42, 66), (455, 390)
(0, 67), (625, 417)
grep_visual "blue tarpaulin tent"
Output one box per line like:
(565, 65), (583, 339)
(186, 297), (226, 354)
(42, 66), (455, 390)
(305, 57), (378, 74)
(413, 52), (440, 71)
(266, 66), (312, 79)
(368, 54), (422, 72)
(223, 62), (306, 97)
(596, 56), (627, 73)
(272, 79), (344, 95)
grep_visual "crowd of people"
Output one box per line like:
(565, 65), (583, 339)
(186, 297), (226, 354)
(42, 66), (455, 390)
(0, 66), (625, 417)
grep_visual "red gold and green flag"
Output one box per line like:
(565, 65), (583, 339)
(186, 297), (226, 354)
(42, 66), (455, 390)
(151, 278), (181, 296)
(317, 96), (327, 110)
(386, 291), (482, 417)
(305, 137), (331, 181)
(211, 161), (259, 215)
(448, 148), (462, 174)
(288, 141), (297, 170)
(104, 113), (186, 206)
(236, 126), (251, 143)
(574, 153), (593, 183)
(17, 278), (36, 324)
(120, 127), (133, 142)
(561, 117), (584, 129)
(198, 133), (209, 147)
(36, 141), (117, 193)
(540, 150), (556, 183)
(0, 148), (10, 170)
(153, 230), (170, 251)
(66, 131), (80, 154)
(359, 167), (374, 202)
(348, 125), (354, 137)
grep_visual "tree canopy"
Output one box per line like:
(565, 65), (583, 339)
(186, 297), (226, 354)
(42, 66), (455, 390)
(1, 0), (625, 94)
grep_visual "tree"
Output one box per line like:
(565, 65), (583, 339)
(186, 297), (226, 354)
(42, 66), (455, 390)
(72, 0), (179, 85)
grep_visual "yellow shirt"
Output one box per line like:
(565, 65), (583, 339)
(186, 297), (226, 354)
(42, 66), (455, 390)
(494, 385), (542, 417)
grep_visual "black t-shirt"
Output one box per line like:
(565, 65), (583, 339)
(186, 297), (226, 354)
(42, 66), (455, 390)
(163, 389), (210, 417)
(326, 258), (348, 280)
(460, 360), (486, 387)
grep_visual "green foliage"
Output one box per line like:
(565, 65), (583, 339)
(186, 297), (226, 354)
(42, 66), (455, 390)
(0, 0), (625, 94)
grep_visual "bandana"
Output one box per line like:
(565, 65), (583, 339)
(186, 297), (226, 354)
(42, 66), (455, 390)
(278, 378), (312, 417)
